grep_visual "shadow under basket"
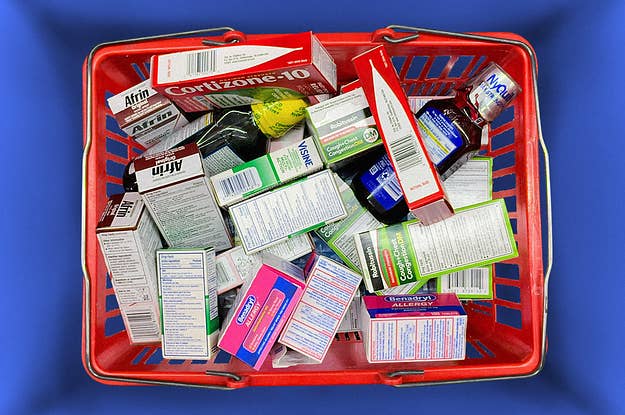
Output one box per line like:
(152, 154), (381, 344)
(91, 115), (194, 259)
(82, 27), (550, 388)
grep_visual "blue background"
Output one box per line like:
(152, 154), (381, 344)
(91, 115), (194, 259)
(1, 0), (624, 413)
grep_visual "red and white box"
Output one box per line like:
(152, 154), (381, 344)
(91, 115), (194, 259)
(352, 46), (454, 224)
(106, 79), (188, 148)
(151, 32), (337, 112)
(361, 293), (467, 363)
(278, 255), (362, 363)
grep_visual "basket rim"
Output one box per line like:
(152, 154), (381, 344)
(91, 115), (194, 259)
(81, 26), (552, 388)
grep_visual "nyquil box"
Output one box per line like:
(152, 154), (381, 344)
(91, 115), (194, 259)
(151, 32), (337, 112)
(361, 293), (467, 362)
(96, 192), (162, 344)
(106, 79), (188, 148)
(218, 253), (306, 370)
(134, 143), (232, 251)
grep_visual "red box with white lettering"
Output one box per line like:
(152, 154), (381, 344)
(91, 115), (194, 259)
(150, 32), (337, 112)
(352, 46), (453, 224)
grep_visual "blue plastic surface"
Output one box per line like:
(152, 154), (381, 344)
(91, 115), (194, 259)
(1, 0), (624, 414)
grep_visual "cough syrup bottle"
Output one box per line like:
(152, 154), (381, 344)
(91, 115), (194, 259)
(416, 63), (521, 180)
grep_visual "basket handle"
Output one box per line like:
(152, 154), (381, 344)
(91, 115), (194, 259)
(371, 25), (553, 386)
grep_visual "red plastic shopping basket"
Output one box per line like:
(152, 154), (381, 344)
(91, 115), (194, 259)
(82, 26), (552, 388)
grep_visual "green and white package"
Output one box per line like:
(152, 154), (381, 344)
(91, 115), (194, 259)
(306, 87), (382, 168)
(315, 174), (383, 271)
(210, 136), (323, 207)
(354, 199), (518, 293)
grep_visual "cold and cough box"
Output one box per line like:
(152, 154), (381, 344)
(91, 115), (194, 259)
(218, 254), (306, 370)
(361, 293), (467, 363)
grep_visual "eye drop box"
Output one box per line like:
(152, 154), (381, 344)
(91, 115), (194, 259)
(352, 46), (453, 225)
(96, 192), (162, 344)
(218, 253), (306, 370)
(278, 255), (362, 363)
(355, 199), (518, 293)
(134, 143), (232, 251)
(151, 32), (337, 112)
(210, 136), (323, 207)
(361, 293), (467, 362)
(106, 79), (189, 148)
(229, 169), (347, 254)
(157, 247), (219, 360)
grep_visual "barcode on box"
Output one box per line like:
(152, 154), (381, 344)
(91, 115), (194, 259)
(389, 135), (423, 174)
(125, 309), (159, 342)
(377, 174), (402, 201)
(186, 50), (217, 76)
(217, 168), (262, 199)
(440, 268), (490, 296)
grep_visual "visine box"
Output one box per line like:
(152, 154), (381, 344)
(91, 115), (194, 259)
(218, 254), (306, 370)
(352, 46), (453, 225)
(96, 192), (162, 344)
(106, 79), (188, 148)
(134, 143), (232, 251)
(210, 136), (323, 207)
(229, 169), (347, 254)
(306, 87), (382, 168)
(279, 255), (362, 362)
(157, 248), (219, 360)
(151, 32), (337, 112)
(361, 293), (467, 362)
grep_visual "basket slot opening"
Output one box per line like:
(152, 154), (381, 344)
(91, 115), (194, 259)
(447, 56), (474, 78)
(491, 106), (515, 130)
(466, 55), (487, 77)
(131, 347), (152, 365)
(426, 56), (451, 79)
(106, 160), (126, 179)
(191, 360), (209, 364)
(106, 115), (127, 138)
(493, 173), (516, 192)
(106, 273), (113, 289)
(503, 195), (517, 213)
(214, 350), (232, 364)
(105, 137), (128, 159)
(105, 314), (125, 337)
(495, 284), (521, 303)
(105, 294), (119, 313)
(168, 359), (186, 365)
(391, 56), (407, 77)
(143, 61), (151, 75)
(495, 305), (522, 329)
(495, 262), (520, 281)
(474, 340), (495, 357)
(509, 218), (518, 234)
(472, 300), (493, 308)
(131, 62), (148, 81)
(493, 150), (515, 171)
(465, 341), (484, 359)
(490, 128), (515, 151)
(145, 347), (165, 365)
(405, 56), (428, 80)
(106, 183), (125, 197)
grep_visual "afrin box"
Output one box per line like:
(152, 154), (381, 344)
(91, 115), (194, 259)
(210, 136), (323, 207)
(361, 293), (467, 362)
(279, 255), (362, 362)
(96, 192), (162, 344)
(157, 248), (219, 360)
(218, 254), (306, 370)
(306, 87), (382, 168)
(215, 235), (314, 294)
(354, 199), (518, 293)
(106, 79), (188, 148)
(229, 170), (347, 254)
(151, 32), (337, 112)
(353, 46), (453, 225)
(134, 143), (232, 251)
